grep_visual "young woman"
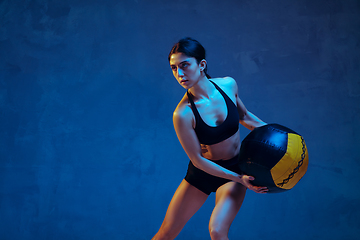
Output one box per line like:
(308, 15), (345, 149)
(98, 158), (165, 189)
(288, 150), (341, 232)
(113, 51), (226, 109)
(152, 38), (268, 240)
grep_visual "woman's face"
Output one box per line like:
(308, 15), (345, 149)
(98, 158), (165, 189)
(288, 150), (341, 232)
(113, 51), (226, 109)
(169, 52), (203, 89)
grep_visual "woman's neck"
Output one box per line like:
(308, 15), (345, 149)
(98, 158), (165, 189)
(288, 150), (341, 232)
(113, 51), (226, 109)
(188, 76), (214, 100)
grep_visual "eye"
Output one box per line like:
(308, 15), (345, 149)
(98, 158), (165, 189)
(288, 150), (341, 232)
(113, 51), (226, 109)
(171, 65), (177, 71)
(180, 63), (189, 68)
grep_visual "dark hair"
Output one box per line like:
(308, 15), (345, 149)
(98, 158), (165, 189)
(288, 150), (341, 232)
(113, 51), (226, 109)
(168, 37), (211, 78)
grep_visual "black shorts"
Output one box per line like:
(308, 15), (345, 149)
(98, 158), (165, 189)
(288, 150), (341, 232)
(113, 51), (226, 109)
(184, 155), (242, 195)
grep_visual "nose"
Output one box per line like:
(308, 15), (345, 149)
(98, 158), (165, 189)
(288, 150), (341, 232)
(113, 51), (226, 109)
(177, 67), (184, 77)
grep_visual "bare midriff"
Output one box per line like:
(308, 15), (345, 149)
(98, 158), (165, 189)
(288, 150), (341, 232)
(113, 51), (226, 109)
(200, 129), (241, 161)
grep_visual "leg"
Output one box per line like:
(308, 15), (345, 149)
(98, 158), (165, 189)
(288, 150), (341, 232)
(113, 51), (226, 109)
(209, 182), (247, 240)
(152, 179), (208, 240)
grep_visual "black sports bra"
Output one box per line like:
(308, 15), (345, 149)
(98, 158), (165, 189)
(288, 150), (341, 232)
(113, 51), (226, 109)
(187, 80), (239, 145)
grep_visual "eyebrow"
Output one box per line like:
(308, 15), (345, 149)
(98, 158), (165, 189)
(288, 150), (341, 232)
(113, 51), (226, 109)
(170, 59), (190, 66)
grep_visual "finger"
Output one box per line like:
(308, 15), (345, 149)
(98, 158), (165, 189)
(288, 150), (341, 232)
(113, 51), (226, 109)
(259, 188), (268, 193)
(255, 187), (268, 193)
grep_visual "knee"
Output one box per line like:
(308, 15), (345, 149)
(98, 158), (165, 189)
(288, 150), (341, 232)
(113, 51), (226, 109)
(209, 226), (228, 240)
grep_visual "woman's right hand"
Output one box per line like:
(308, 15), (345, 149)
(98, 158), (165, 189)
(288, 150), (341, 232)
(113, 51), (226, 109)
(238, 175), (268, 194)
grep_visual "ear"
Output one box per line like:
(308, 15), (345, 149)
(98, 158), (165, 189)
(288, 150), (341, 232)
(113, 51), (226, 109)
(199, 59), (207, 71)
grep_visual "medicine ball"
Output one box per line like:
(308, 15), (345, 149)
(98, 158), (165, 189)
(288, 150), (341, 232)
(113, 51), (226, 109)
(238, 124), (308, 193)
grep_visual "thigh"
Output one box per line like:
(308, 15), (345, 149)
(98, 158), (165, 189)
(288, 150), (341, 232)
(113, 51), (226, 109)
(155, 179), (208, 239)
(209, 182), (247, 233)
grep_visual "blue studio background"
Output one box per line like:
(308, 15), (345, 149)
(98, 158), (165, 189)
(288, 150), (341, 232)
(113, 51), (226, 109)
(1, 0), (359, 239)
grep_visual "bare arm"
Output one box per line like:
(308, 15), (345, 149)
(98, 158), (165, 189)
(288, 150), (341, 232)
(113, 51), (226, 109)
(234, 82), (267, 130)
(239, 108), (267, 130)
(173, 107), (241, 182)
(173, 106), (267, 193)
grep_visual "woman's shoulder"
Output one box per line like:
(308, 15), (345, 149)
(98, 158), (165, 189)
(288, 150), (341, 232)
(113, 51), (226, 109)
(173, 93), (193, 121)
(210, 76), (238, 94)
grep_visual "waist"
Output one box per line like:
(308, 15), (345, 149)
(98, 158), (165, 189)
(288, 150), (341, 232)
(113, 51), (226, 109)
(200, 129), (241, 160)
(210, 154), (239, 168)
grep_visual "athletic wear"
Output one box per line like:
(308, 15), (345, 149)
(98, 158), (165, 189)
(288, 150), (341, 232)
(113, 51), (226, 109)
(183, 80), (241, 194)
(186, 80), (239, 145)
(184, 155), (241, 195)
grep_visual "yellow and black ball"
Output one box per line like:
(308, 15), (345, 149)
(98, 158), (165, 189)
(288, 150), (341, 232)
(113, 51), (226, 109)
(238, 124), (308, 193)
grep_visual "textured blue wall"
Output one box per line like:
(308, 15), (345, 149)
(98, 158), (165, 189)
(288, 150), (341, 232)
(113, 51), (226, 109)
(1, 0), (359, 239)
